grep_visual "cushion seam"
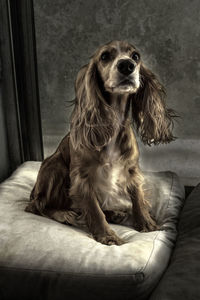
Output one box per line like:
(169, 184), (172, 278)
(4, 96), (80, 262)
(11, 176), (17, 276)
(140, 230), (160, 275)
(166, 172), (174, 210)
(0, 265), (143, 279)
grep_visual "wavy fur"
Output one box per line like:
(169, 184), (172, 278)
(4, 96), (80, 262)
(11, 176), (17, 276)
(131, 64), (177, 145)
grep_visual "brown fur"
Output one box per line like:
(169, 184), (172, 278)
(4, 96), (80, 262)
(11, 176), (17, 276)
(25, 41), (176, 245)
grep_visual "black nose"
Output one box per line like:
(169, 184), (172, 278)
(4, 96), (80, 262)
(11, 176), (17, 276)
(117, 59), (135, 76)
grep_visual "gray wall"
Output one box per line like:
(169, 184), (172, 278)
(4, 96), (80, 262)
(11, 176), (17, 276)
(34, 0), (200, 185)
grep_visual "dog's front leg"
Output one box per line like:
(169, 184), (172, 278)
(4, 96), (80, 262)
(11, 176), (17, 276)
(69, 160), (124, 245)
(128, 168), (159, 232)
(84, 194), (124, 245)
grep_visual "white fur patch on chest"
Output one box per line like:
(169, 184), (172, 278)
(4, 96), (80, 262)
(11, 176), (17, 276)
(94, 145), (132, 212)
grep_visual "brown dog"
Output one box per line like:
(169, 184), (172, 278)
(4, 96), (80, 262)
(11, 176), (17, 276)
(25, 41), (176, 245)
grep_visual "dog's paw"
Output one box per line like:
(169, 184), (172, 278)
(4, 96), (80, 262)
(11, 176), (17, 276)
(25, 202), (38, 214)
(94, 231), (125, 246)
(134, 218), (160, 232)
(145, 216), (161, 232)
(51, 210), (79, 225)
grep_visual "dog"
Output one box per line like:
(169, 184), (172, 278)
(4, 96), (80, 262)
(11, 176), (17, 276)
(25, 40), (176, 245)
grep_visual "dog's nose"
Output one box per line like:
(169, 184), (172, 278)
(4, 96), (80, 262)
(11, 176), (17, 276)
(117, 59), (135, 76)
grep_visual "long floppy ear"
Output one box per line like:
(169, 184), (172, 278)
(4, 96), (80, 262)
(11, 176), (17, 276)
(131, 64), (177, 145)
(70, 60), (118, 151)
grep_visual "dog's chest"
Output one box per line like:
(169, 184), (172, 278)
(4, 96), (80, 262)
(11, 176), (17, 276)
(94, 140), (132, 212)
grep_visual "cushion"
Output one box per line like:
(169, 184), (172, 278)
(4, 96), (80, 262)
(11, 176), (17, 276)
(0, 162), (185, 300)
(150, 183), (200, 300)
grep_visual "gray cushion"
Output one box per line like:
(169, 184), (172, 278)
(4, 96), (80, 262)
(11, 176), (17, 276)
(0, 162), (185, 300)
(150, 183), (200, 300)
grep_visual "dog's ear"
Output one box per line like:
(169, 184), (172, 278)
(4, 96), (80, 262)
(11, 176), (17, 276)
(131, 64), (177, 145)
(70, 61), (117, 151)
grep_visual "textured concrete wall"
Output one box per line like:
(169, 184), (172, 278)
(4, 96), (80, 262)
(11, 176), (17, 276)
(33, 0), (200, 185)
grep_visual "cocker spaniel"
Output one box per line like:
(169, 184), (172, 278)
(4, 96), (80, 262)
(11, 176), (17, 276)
(25, 40), (176, 245)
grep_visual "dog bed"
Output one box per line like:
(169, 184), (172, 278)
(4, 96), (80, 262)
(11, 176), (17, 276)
(0, 162), (185, 300)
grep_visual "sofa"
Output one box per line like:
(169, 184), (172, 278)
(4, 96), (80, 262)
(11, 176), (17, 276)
(0, 161), (199, 300)
(149, 182), (200, 300)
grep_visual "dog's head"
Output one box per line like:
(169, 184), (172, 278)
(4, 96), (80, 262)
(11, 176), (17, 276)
(71, 40), (176, 150)
(93, 40), (141, 94)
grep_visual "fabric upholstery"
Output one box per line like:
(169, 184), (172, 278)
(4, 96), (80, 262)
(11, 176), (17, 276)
(0, 162), (185, 300)
(150, 183), (200, 300)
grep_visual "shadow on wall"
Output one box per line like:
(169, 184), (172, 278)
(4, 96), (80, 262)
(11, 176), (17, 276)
(33, 0), (200, 186)
(0, 83), (10, 182)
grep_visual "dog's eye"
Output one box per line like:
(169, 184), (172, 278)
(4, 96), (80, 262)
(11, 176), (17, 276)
(101, 51), (110, 61)
(131, 52), (140, 62)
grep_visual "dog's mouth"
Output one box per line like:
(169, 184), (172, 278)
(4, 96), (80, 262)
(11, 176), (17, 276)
(105, 80), (138, 94)
(104, 74), (140, 94)
(112, 78), (138, 93)
(117, 79), (133, 86)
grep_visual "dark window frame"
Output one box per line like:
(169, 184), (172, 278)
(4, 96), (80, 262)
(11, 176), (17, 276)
(0, 0), (43, 175)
